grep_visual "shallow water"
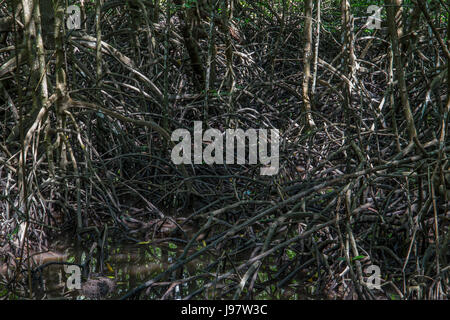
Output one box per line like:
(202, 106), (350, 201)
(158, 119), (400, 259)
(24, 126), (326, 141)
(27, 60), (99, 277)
(31, 239), (206, 299)
(1, 230), (321, 300)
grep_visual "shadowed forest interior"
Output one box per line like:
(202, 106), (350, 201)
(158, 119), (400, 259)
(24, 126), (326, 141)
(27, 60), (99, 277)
(0, 0), (449, 300)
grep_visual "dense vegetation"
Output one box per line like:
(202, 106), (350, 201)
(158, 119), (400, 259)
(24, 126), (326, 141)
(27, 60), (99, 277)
(0, 0), (449, 299)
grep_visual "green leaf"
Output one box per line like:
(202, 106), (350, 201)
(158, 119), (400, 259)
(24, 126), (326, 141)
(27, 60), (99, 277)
(352, 255), (366, 261)
(286, 249), (296, 259)
(168, 242), (177, 249)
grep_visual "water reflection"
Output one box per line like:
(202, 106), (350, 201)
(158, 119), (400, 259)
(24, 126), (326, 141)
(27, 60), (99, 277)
(33, 240), (203, 299)
(1, 236), (319, 300)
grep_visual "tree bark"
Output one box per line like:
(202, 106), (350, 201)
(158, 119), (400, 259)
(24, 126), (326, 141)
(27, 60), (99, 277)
(302, 0), (315, 128)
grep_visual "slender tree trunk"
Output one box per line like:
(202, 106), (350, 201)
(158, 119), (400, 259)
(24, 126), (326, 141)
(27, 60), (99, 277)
(340, 0), (355, 149)
(302, 0), (315, 128)
(311, 0), (321, 95)
(173, 0), (205, 91)
(96, 0), (103, 87)
(204, 0), (216, 119)
(386, 0), (425, 154)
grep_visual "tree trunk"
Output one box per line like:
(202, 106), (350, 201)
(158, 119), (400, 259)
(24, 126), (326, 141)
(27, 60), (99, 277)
(302, 0), (315, 128)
